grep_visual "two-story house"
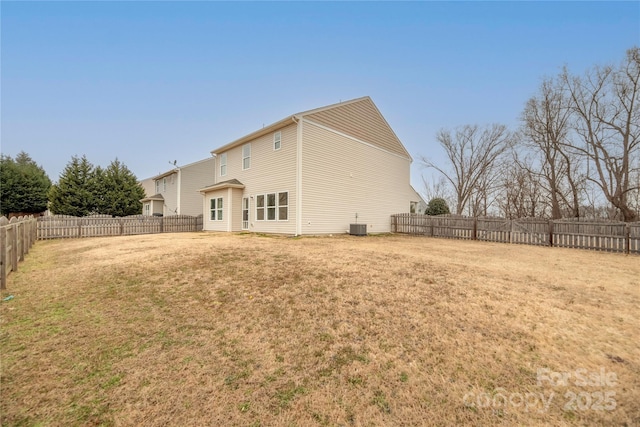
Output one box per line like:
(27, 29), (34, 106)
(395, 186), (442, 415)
(200, 96), (423, 235)
(140, 157), (215, 217)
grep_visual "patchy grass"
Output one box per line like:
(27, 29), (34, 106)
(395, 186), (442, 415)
(0, 232), (638, 426)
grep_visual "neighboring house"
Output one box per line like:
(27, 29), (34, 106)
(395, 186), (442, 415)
(410, 188), (428, 214)
(139, 177), (156, 200)
(140, 157), (215, 216)
(200, 96), (422, 235)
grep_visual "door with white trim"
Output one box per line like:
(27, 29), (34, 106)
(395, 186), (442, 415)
(242, 197), (249, 230)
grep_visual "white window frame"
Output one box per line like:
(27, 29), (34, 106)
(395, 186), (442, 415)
(242, 197), (249, 230)
(163, 177), (167, 192)
(155, 180), (161, 194)
(255, 191), (289, 221)
(144, 203), (150, 215)
(274, 131), (281, 151)
(278, 192), (288, 221)
(220, 153), (227, 177)
(266, 193), (276, 221)
(242, 143), (251, 170)
(256, 195), (265, 221)
(210, 197), (223, 221)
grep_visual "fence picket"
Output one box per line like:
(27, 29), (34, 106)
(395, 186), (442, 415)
(36, 214), (203, 240)
(1, 215), (38, 289)
(391, 214), (639, 255)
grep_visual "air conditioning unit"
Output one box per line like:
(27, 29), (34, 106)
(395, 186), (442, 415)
(350, 223), (367, 236)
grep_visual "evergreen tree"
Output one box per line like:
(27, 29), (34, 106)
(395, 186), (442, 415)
(0, 152), (52, 216)
(425, 198), (451, 216)
(48, 155), (97, 216)
(99, 159), (145, 216)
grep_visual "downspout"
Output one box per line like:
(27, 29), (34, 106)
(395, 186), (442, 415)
(176, 169), (181, 215)
(227, 187), (232, 232)
(293, 115), (302, 236)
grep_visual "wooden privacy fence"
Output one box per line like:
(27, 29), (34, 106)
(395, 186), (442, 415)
(37, 214), (203, 240)
(0, 215), (38, 289)
(391, 213), (640, 255)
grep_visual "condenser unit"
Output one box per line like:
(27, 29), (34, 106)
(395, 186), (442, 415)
(349, 223), (367, 236)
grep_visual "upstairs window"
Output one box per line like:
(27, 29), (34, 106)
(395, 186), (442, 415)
(274, 131), (281, 151)
(155, 178), (167, 193)
(242, 143), (251, 170)
(220, 153), (227, 177)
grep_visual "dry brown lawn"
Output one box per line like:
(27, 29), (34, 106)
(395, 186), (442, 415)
(0, 232), (638, 426)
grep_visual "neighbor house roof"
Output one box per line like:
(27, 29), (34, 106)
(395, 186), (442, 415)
(199, 179), (245, 194)
(140, 193), (164, 202)
(210, 96), (411, 160)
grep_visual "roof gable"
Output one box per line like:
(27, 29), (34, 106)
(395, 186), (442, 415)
(301, 97), (411, 159)
(211, 96), (411, 160)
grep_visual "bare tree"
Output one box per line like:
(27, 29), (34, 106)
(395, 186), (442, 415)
(520, 77), (584, 219)
(562, 47), (640, 222)
(497, 152), (547, 219)
(421, 174), (454, 211)
(420, 124), (513, 215)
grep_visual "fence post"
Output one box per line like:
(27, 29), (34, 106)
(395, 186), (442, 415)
(509, 219), (513, 244)
(626, 224), (631, 254)
(473, 217), (477, 240)
(120, 218), (124, 236)
(549, 220), (554, 247)
(0, 226), (6, 290)
(10, 224), (18, 273)
(19, 221), (25, 261)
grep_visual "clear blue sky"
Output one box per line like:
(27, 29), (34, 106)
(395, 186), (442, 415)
(2, 1), (638, 194)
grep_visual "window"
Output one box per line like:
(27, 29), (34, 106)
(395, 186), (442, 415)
(163, 178), (167, 192)
(242, 143), (251, 170)
(274, 131), (281, 151)
(210, 197), (223, 221)
(267, 193), (276, 220)
(256, 195), (265, 221)
(155, 180), (161, 194)
(278, 192), (288, 220)
(144, 203), (150, 215)
(220, 153), (227, 177)
(256, 191), (288, 221)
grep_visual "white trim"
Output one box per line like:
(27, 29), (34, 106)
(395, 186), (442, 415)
(254, 191), (289, 222)
(226, 188), (232, 232)
(242, 197), (249, 230)
(176, 169), (181, 215)
(242, 143), (251, 170)
(277, 191), (289, 221)
(219, 153), (227, 177)
(296, 117), (303, 235)
(302, 118), (412, 161)
(274, 131), (282, 151)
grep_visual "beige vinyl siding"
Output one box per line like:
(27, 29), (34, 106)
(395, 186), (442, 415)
(301, 120), (413, 234)
(203, 189), (227, 231)
(215, 123), (298, 234)
(179, 157), (215, 216)
(303, 98), (411, 159)
(139, 178), (156, 198)
(231, 188), (243, 232)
